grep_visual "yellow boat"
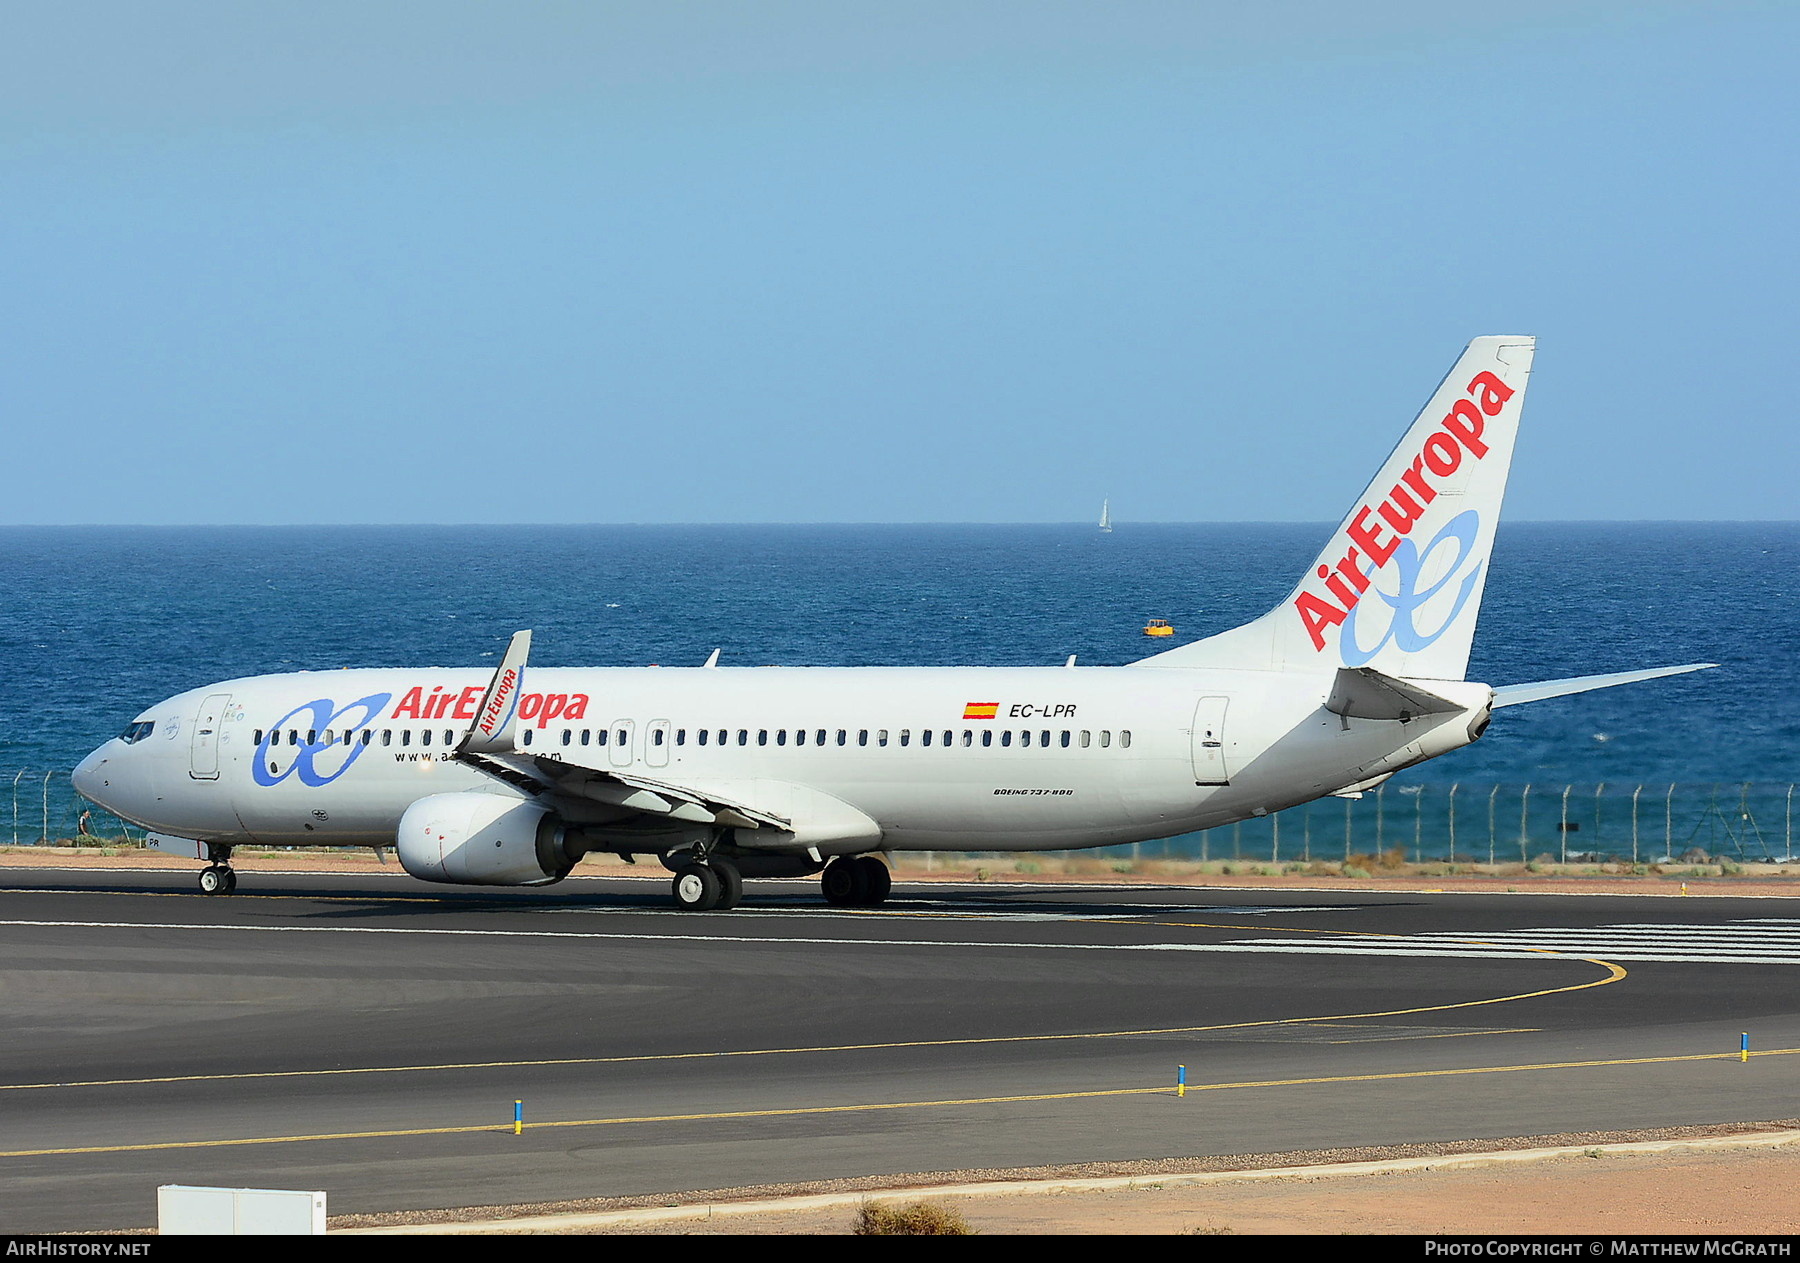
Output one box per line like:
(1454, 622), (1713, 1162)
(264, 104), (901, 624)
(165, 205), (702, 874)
(1143, 618), (1174, 637)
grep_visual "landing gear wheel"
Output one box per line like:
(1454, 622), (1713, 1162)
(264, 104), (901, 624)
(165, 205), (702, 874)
(711, 859), (743, 911)
(672, 863), (722, 912)
(221, 868), (238, 894)
(821, 858), (870, 906)
(198, 866), (230, 895)
(855, 856), (891, 905)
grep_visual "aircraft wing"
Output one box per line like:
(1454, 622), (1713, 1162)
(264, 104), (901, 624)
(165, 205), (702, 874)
(1490, 662), (1717, 709)
(459, 746), (792, 831)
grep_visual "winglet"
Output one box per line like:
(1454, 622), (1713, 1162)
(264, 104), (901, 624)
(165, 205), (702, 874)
(458, 630), (532, 755)
(703, 648), (721, 668)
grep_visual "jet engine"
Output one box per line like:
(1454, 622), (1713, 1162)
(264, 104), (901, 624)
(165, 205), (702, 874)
(396, 791), (575, 886)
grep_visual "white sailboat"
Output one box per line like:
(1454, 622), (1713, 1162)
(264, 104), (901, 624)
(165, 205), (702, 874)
(1098, 498), (1112, 533)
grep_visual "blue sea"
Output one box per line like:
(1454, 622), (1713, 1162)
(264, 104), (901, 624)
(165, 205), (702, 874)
(2, 523), (1795, 856)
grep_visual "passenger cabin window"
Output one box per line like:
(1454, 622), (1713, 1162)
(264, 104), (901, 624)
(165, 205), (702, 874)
(698, 729), (709, 746)
(818, 729), (828, 746)
(899, 730), (910, 747)
(877, 729), (889, 747)
(653, 728), (665, 746)
(421, 730), (431, 747)
(1120, 730), (1132, 748)
(981, 731), (993, 747)
(521, 729), (533, 747)
(1100, 731), (1111, 748)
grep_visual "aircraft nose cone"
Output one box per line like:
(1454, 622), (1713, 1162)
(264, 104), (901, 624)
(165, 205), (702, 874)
(71, 746), (114, 811)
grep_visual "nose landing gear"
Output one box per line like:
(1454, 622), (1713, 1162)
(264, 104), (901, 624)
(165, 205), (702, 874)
(197, 844), (237, 895)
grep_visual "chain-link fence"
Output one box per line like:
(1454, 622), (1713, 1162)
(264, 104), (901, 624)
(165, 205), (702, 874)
(5, 771), (140, 845)
(1140, 782), (1799, 866)
(8, 769), (1797, 864)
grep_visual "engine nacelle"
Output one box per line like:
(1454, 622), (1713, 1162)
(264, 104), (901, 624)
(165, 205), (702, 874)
(396, 792), (571, 886)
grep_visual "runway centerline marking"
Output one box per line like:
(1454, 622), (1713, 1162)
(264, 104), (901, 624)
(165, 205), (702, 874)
(4, 1044), (1789, 1161)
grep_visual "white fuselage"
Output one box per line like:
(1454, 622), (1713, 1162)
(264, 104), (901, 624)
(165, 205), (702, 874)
(74, 663), (1492, 856)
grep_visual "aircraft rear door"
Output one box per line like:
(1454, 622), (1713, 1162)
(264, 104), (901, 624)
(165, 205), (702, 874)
(1190, 695), (1230, 785)
(189, 693), (232, 780)
(646, 720), (671, 768)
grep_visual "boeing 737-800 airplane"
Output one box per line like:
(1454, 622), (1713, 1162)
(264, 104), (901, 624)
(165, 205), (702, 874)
(74, 336), (1711, 909)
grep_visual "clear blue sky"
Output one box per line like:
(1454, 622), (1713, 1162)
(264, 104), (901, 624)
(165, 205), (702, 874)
(4, 2), (1794, 524)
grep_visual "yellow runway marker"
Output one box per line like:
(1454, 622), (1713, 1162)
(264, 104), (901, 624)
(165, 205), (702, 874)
(7, 1046), (1794, 1161)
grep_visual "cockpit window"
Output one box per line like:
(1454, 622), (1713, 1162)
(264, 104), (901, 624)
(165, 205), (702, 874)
(119, 721), (156, 744)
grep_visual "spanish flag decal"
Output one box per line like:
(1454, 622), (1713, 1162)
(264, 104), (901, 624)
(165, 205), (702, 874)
(962, 702), (999, 720)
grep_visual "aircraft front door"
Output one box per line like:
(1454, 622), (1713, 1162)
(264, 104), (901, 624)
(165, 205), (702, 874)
(1190, 695), (1230, 786)
(189, 693), (232, 780)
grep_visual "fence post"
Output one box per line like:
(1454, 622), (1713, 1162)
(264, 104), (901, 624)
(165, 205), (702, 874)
(1666, 784), (1677, 859)
(1519, 783), (1531, 864)
(1344, 796), (1352, 863)
(1272, 811), (1280, 866)
(1376, 785), (1385, 854)
(1559, 785), (1572, 864)
(1413, 787), (1422, 864)
(1487, 784), (1499, 866)
(1631, 784), (1644, 866)
(42, 771), (53, 846)
(11, 769), (22, 846)
(1448, 783), (1459, 862)
(1596, 782), (1605, 854)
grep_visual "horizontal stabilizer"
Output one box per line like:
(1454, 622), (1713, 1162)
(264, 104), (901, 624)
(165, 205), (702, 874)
(1326, 667), (1464, 721)
(1490, 663), (1717, 709)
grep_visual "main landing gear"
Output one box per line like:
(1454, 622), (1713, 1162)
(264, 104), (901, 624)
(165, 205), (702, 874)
(821, 856), (890, 907)
(671, 856), (743, 912)
(197, 844), (237, 895)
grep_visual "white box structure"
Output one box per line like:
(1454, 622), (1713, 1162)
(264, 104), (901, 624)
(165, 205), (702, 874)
(157, 1185), (326, 1235)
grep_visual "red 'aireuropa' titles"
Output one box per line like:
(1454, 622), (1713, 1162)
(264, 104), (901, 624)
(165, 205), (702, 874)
(1293, 371), (1516, 651)
(392, 684), (590, 728)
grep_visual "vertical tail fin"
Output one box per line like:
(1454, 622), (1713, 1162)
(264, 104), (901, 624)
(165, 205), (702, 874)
(1136, 335), (1536, 679)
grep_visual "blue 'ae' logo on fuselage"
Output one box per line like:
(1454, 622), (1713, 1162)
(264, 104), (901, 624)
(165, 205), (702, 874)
(251, 693), (392, 788)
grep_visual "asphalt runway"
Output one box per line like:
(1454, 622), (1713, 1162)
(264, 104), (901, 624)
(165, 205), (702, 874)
(5, 866), (1800, 1232)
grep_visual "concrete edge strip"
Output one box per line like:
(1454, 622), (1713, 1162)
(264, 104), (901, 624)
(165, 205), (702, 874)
(332, 1129), (1800, 1235)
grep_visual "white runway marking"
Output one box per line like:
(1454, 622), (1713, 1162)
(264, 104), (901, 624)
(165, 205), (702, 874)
(1218, 920), (1800, 966)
